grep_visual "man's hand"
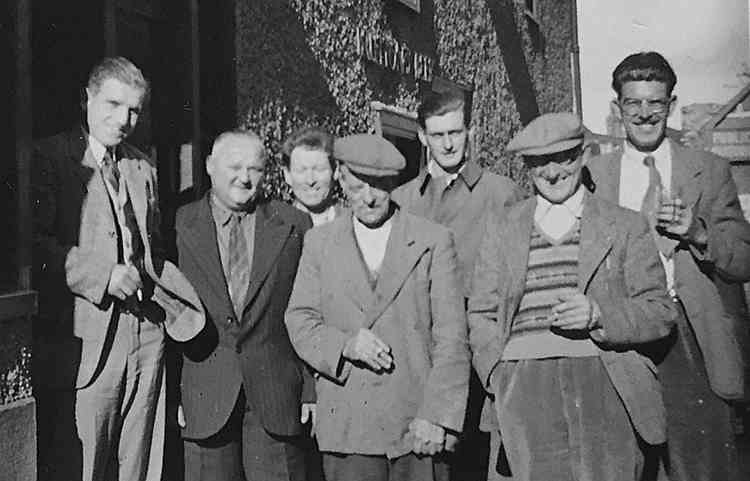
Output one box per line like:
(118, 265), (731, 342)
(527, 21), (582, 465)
(408, 418), (445, 455)
(106, 264), (142, 301)
(550, 290), (600, 331)
(656, 196), (707, 247)
(342, 328), (393, 372)
(301, 403), (317, 436)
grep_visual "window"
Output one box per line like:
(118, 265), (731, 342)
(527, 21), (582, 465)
(372, 101), (425, 185)
(394, 0), (420, 13)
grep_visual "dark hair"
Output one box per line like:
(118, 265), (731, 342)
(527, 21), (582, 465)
(281, 127), (334, 168)
(611, 51), (677, 98)
(87, 56), (150, 100)
(417, 89), (470, 128)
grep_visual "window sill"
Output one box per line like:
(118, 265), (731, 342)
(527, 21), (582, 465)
(0, 291), (37, 322)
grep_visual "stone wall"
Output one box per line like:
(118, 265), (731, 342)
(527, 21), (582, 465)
(234, 0), (575, 196)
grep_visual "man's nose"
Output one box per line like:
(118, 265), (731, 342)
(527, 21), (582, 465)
(238, 170), (251, 184)
(113, 106), (129, 126)
(361, 185), (375, 204)
(442, 134), (454, 151)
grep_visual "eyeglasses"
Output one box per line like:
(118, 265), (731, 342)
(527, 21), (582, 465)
(619, 97), (672, 116)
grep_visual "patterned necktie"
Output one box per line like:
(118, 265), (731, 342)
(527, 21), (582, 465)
(228, 213), (251, 317)
(102, 148), (120, 192)
(641, 155), (678, 257)
(102, 148), (144, 268)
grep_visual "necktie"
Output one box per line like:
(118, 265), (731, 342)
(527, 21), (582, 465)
(641, 155), (678, 257)
(228, 213), (251, 317)
(101, 148), (144, 268)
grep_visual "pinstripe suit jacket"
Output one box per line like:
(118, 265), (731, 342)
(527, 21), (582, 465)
(176, 195), (312, 439)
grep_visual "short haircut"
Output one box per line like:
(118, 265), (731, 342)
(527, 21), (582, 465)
(611, 51), (677, 98)
(281, 127), (334, 168)
(417, 89), (470, 128)
(210, 130), (265, 159)
(87, 56), (150, 100)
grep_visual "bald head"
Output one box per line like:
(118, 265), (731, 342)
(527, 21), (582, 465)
(207, 130), (266, 211)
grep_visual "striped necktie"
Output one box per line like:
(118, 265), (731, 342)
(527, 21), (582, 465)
(228, 213), (251, 317)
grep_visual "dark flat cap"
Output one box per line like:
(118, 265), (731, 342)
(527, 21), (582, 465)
(334, 134), (405, 177)
(506, 112), (584, 156)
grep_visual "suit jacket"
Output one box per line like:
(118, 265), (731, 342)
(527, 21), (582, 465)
(586, 140), (750, 400)
(176, 195), (312, 439)
(32, 128), (205, 390)
(285, 208), (470, 458)
(392, 160), (524, 296)
(468, 195), (677, 445)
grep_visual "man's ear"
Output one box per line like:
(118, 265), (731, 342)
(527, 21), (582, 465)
(282, 166), (293, 187)
(580, 143), (592, 167)
(417, 128), (427, 147)
(610, 98), (622, 121)
(205, 155), (214, 177)
(667, 95), (678, 118)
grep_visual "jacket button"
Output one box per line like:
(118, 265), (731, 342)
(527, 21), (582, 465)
(227, 316), (235, 325)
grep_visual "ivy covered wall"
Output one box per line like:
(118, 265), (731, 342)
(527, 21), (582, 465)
(234, 0), (575, 197)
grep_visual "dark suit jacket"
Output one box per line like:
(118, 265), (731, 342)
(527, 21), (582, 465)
(586, 140), (750, 400)
(32, 128), (205, 390)
(285, 208), (470, 457)
(176, 195), (312, 439)
(468, 195), (677, 445)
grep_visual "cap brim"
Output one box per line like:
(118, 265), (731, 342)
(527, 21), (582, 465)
(343, 163), (401, 178)
(517, 138), (583, 156)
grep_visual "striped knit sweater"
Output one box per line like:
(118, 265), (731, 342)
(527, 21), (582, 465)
(502, 220), (599, 360)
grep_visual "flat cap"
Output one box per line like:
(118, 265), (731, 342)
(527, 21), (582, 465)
(334, 134), (405, 177)
(506, 112), (584, 156)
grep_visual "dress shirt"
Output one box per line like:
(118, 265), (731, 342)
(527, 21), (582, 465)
(619, 141), (674, 291)
(534, 185), (584, 241)
(90, 135), (134, 265)
(352, 215), (393, 275)
(210, 194), (256, 279)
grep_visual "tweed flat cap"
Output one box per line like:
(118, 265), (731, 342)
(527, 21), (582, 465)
(334, 134), (405, 177)
(506, 112), (584, 156)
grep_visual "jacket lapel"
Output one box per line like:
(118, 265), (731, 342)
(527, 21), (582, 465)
(364, 210), (430, 329)
(242, 203), (292, 312)
(578, 196), (614, 292)
(670, 141), (703, 210)
(586, 151), (621, 203)
(181, 196), (234, 312)
(331, 214), (378, 309)
(504, 199), (535, 316)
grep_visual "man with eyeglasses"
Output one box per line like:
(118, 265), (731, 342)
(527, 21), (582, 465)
(586, 51), (750, 481)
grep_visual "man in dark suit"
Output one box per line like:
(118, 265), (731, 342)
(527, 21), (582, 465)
(392, 89), (523, 481)
(32, 57), (205, 481)
(586, 51), (750, 481)
(176, 130), (313, 481)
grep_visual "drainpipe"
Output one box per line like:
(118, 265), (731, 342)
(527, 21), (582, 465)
(570, 0), (583, 118)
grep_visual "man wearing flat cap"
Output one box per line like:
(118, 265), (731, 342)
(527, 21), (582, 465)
(468, 113), (677, 481)
(285, 134), (470, 481)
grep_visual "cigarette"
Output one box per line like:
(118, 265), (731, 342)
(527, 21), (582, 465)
(136, 288), (143, 302)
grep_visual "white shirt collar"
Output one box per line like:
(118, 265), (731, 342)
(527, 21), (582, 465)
(88, 135), (109, 166)
(623, 139), (670, 166)
(534, 184), (585, 223)
(427, 159), (464, 186)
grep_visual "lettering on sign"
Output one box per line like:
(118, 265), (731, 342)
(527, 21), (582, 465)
(354, 27), (434, 82)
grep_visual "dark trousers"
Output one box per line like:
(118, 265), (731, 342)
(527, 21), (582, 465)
(491, 357), (642, 481)
(450, 368), (489, 481)
(647, 300), (741, 481)
(323, 452), (449, 481)
(183, 389), (311, 481)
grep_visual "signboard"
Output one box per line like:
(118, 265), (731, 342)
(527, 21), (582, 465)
(354, 27), (434, 82)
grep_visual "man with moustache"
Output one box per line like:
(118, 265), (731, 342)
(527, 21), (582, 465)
(176, 131), (313, 481)
(392, 89), (523, 480)
(469, 112), (676, 481)
(32, 56), (205, 481)
(282, 126), (345, 226)
(586, 51), (750, 481)
(285, 134), (470, 481)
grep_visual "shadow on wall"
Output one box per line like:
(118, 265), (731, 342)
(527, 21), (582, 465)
(486, 0), (540, 125)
